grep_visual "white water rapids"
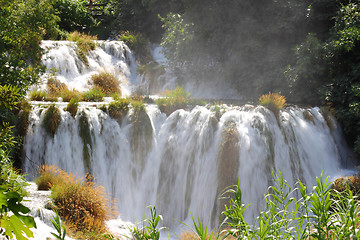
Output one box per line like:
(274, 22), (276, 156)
(21, 41), (357, 239)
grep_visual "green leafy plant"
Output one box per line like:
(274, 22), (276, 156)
(51, 211), (67, 240)
(0, 186), (37, 240)
(131, 205), (165, 240)
(118, 31), (149, 60)
(221, 172), (360, 240)
(42, 104), (61, 137)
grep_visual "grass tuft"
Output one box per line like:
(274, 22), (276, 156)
(68, 31), (97, 66)
(65, 99), (79, 118)
(36, 165), (112, 239)
(259, 92), (286, 114)
(42, 104), (61, 136)
(108, 99), (130, 124)
(91, 71), (121, 96)
(82, 87), (105, 102)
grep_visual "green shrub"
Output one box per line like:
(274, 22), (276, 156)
(259, 92), (286, 115)
(82, 87), (105, 102)
(16, 100), (32, 137)
(118, 31), (149, 60)
(131, 206), (164, 240)
(68, 31), (97, 66)
(60, 88), (82, 102)
(155, 86), (193, 115)
(42, 104), (61, 136)
(221, 173), (360, 239)
(108, 99), (130, 124)
(30, 89), (47, 101)
(131, 100), (145, 115)
(91, 71), (120, 95)
(65, 99), (79, 118)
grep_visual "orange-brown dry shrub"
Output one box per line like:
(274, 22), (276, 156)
(259, 92), (286, 114)
(35, 165), (64, 190)
(50, 173), (111, 236)
(91, 71), (121, 95)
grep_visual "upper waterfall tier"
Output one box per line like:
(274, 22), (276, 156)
(22, 103), (355, 228)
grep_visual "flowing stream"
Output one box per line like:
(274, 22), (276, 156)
(22, 41), (357, 238)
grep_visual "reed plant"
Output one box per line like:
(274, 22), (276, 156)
(259, 92), (286, 115)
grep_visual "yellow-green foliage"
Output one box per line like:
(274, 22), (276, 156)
(108, 99), (130, 123)
(42, 104), (61, 136)
(91, 71), (120, 95)
(131, 100), (145, 115)
(35, 165), (62, 191)
(65, 99), (79, 118)
(68, 31), (97, 66)
(156, 86), (192, 115)
(259, 92), (286, 114)
(30, 89), (47, 101)
(60, 88), (82, 102)
(82, 87), (105, 102)
(118, 31), (149, 60)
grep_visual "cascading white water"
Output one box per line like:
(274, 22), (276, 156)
(21, 40), (357, 238)
(23, 103), (354, 232)
(39, 40), (139, 96)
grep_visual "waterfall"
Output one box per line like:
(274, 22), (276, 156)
(22, 103), (353, 229)
(21, 41), (357, 237)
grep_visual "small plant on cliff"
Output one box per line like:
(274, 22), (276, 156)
(118, 31), (149, 60)
(156, 86), (192, 115)
(65, 99), (79, 118)
(91, 71), (121, 96)
(42, 104), (61, 136)
(68, 31), (97, 66)
(108, 99), (130, 123)
(259, 92), (286, 114)
(82, 87), (105, 102)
